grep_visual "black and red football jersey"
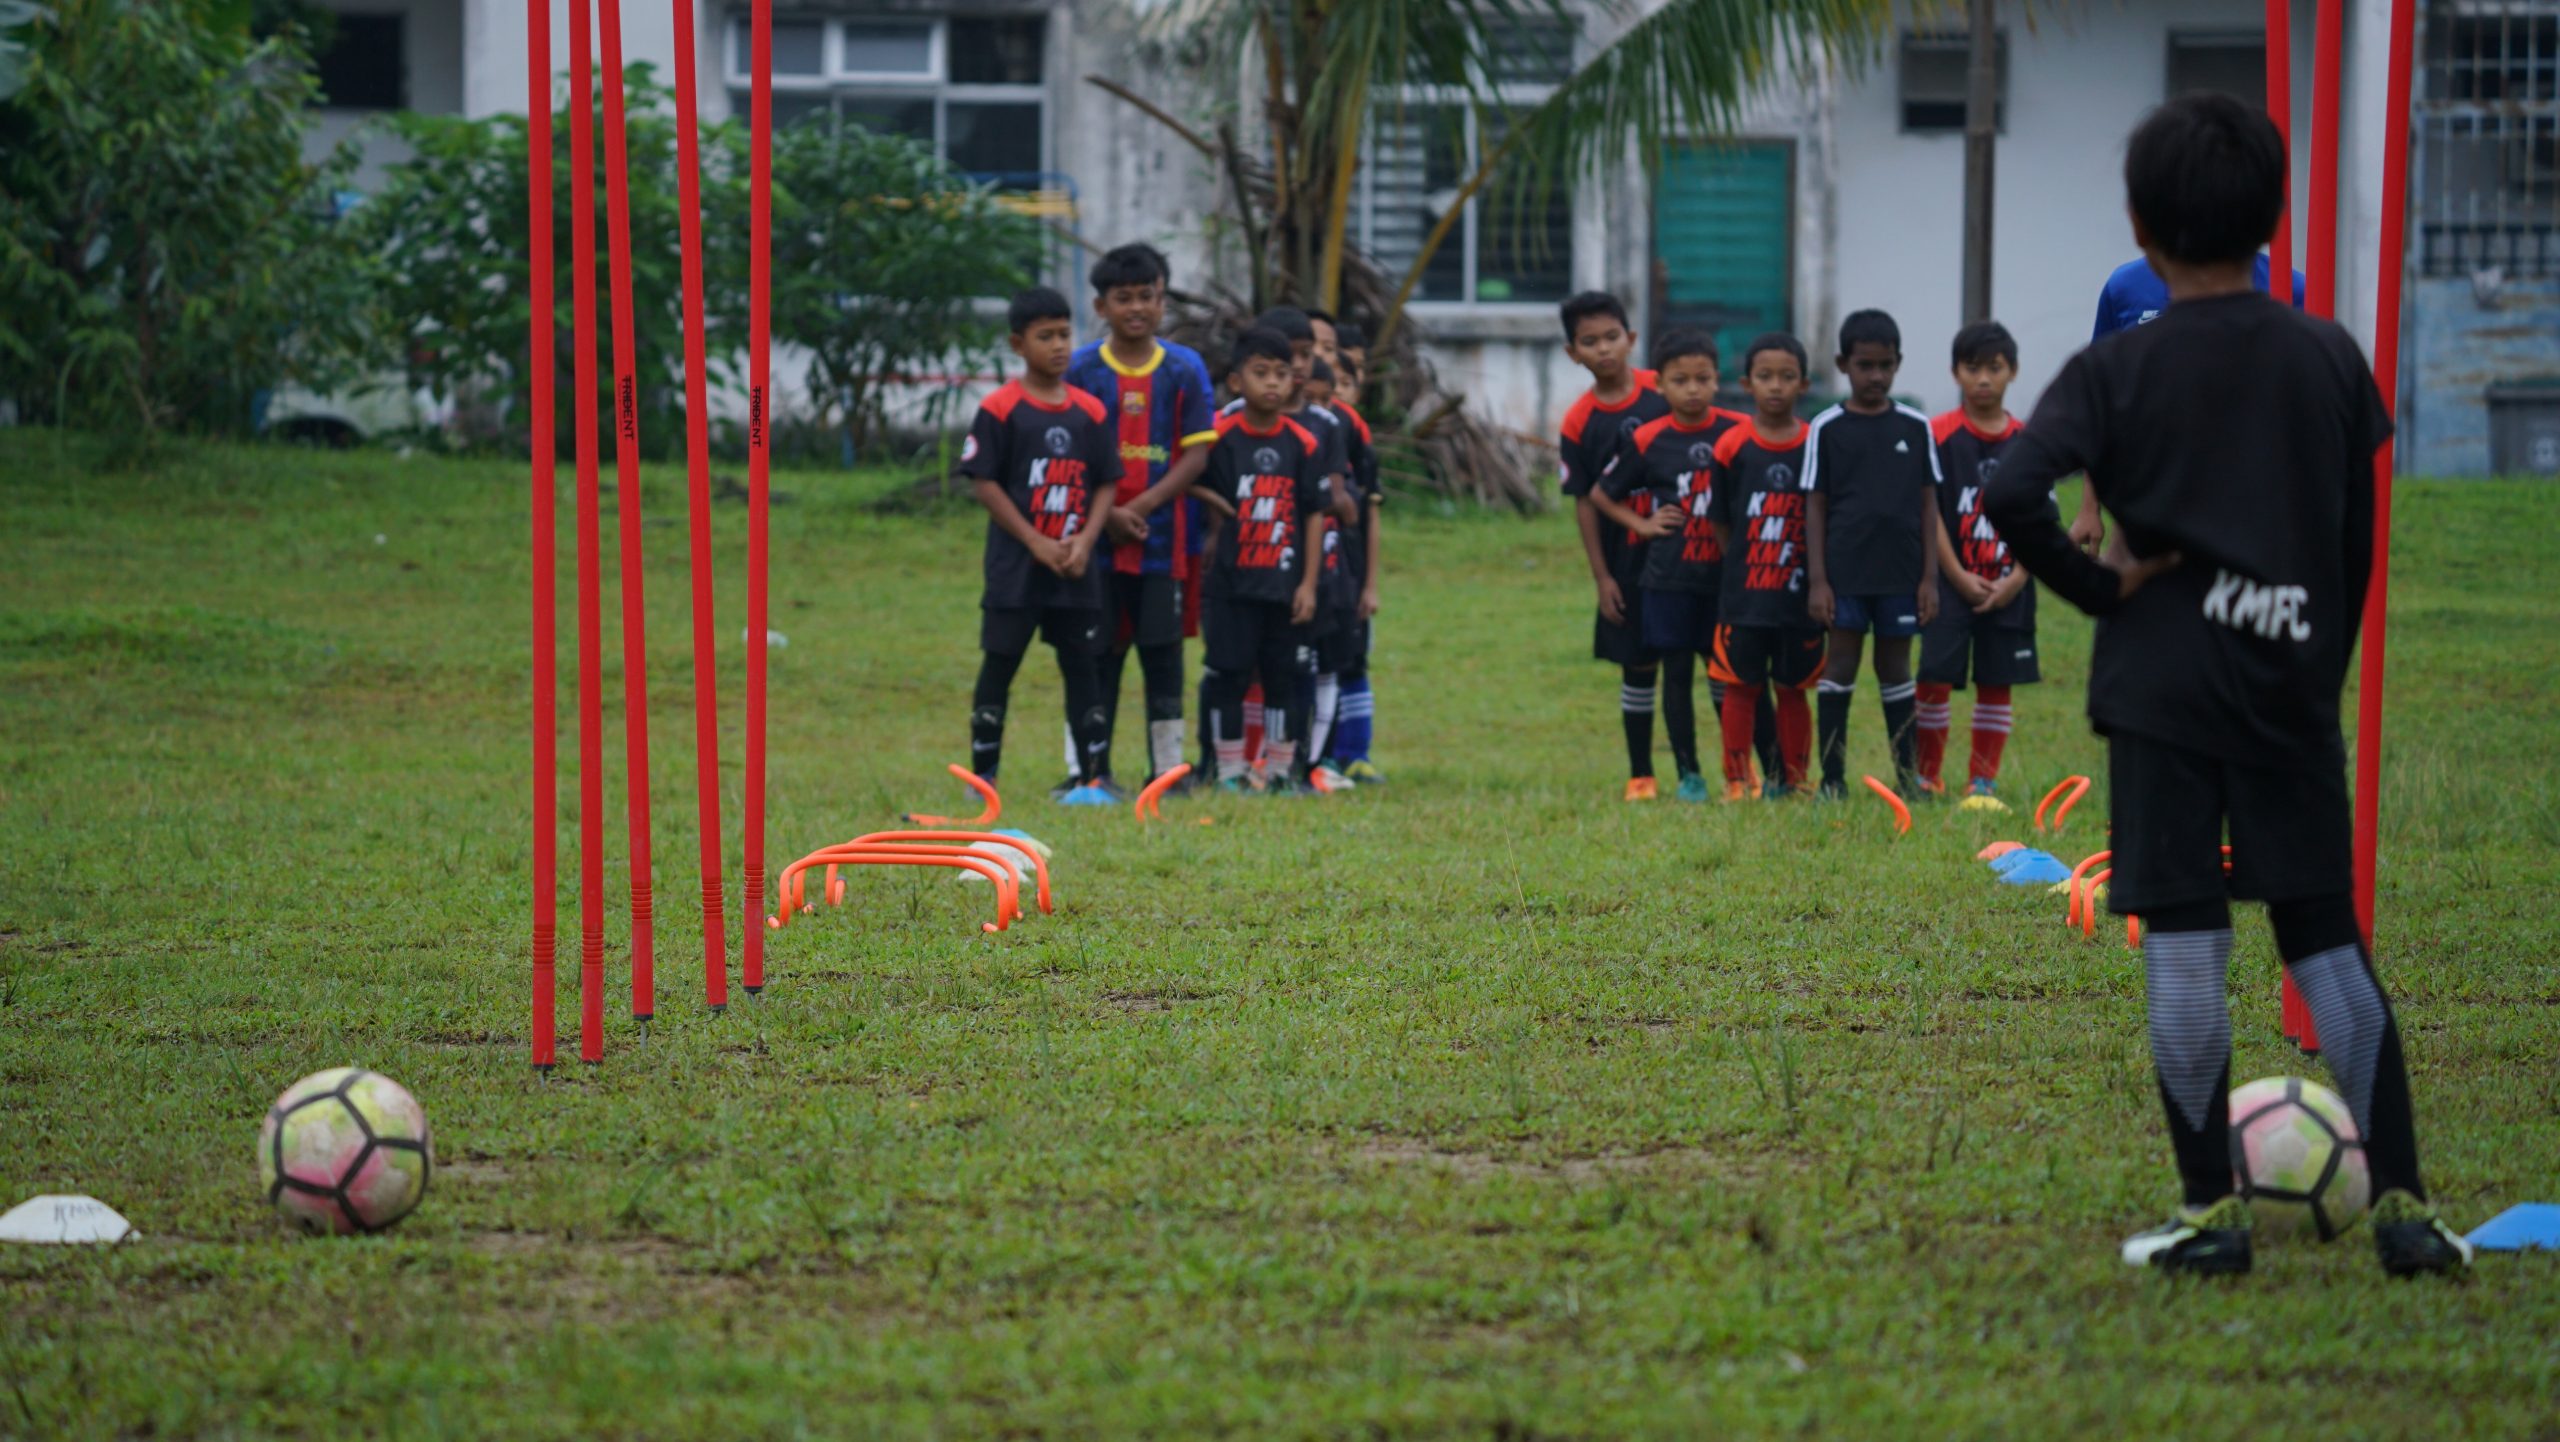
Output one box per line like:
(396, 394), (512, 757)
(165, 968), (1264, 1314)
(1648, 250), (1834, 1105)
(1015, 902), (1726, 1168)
(1201, 411), (1332, 605)
(1705, 422), (1814, 628)
(1601, 409), (1749, 593)
(1931, 409), (2037, 630)
(958, 380), (1120, 611)
(1558, 372), (1671, 582)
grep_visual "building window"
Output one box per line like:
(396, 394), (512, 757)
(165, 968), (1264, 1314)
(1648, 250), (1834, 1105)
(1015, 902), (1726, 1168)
(2416, 0), (2560, 277)
(312, 12), (405, 110)
(2165, 31), (2267, 106)
(1357, 21), (1576, 306)
(724, 13), (1048, 183)
(1899, 31), (2006, 133)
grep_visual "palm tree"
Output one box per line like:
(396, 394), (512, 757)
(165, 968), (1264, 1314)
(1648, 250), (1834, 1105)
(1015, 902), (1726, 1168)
(1103, 0), (1890, 348)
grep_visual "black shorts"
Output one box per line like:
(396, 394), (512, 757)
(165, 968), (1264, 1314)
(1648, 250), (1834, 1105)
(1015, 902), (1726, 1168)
(1105, 571), (1182, 650)
(982, 605), (1103, 659)
(1594, 577), (1659, 666)
(1639, 586), (1718, 656)
(1316, 613), (1361, 672)
(1708, 624), (1826, 691)
(1201, 592), (1305, 675)
(2105, 730), (2353, 914)
(1919, 606), (2041, 689)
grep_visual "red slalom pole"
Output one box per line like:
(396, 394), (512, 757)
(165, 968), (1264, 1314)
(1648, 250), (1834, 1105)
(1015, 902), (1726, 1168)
(597, 0), (656, 1028)
(2354, 0), (2417, 946)
(669, 0), (728, 1010)
(2306, 0), (2343, 317)
(568, 0), (608, 1064)
(741, 0), (772, 998)
(2264, 0), (2295, 305)
(528, 0), (558, 1071)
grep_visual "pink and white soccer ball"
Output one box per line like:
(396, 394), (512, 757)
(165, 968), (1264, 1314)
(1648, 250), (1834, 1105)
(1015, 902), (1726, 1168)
(257, 1068), (433, 1235)
(2229, 1075), (2369, 1240)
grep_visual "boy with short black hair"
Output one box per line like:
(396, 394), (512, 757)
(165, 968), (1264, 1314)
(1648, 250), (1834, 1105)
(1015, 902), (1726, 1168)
(1986, 92), (2464, 1277)
(1704, 333), (1821, 796)
(1917, 320), (2039, 803)
(1301, 358), (1380, 791)
(1195, 326), (1333, 793)
(1334, 322), (1370, 403)
(1556, 291), (1671, 800)
(1062, 243), (1220, 800)
(960, 287), (1122, 798)
(1315, 330), (1388, 784)
(1587, 329), (1776, 801)
(1805, 308), (1943, 798)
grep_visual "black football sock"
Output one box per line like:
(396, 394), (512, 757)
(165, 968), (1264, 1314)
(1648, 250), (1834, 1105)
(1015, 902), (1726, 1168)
(1055, 642), (1109, 785)
(1816, 680), (1853, 785)
(1880, 679), (1919, 785)
(1091, 643), (1129, 781)
(1207, 668), (1248, 780)
(1620, 664), (1657, 780)
(1138, 641), (1185, 780)
(1196, 666), (1220, 777)
(1286, 644), (1318, 779)
(1660, 653), (1699, 778)
(2144, 901), (2238, 1208)
(972, 648), (1026, 782)
(2274, 896), (2425, 1200)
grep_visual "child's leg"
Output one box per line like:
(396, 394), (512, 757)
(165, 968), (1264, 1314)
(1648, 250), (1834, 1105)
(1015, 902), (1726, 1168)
(1138, 639), (1185, 780)
(1332, 649), (1372, 764)
(1285, 642), (1318, 779)
(1776, 685), (1813, 788)
(971, 646), (1028, 783)
(1257, 630), (1301, 778)
(1873, 635), (1918, 786)
(1243, 681), (1265, 769)
(1715, 674), (1758, 784)
(1751, 683), (1778, 781)
(1053, 629), (1109, 785)
(1659, 652), (1699, 779)
(1196, 665), (1221, 777)
(1090, 640), (1130, 781)
(1309, 668), (1340, 766)
(2142, 896), (2241, 1208)
(1620, 664), (1658, 780)
(2270, 894), (2426, 1200)
(1816, 628), (1863, 787)
(1968, 685), (2012, 785)
(1207, 666), (1250, 780)
(1914, 683), (1953, 789)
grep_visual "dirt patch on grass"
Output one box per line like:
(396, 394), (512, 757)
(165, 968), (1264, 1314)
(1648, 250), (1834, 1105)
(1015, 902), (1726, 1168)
(1100, 988), (1214, 1014)
(1347, 1136), (1772, 1184)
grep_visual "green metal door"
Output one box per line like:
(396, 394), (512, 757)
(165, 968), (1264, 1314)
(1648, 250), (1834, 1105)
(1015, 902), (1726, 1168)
(1651, 141), (1795, 372)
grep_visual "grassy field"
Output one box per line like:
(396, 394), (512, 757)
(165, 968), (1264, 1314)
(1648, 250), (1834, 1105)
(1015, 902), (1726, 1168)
(2, 431), (2556, 1440)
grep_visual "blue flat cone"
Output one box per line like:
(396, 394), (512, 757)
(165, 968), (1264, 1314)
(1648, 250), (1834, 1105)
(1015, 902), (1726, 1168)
(1992, 850), (2074, 885)
(2466, 1203), (2560, 1251)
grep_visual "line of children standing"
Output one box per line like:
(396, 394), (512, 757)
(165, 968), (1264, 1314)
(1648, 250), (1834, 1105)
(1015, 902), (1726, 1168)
(961, 244), (1389, 804)
(1560, 295), (2041, 803)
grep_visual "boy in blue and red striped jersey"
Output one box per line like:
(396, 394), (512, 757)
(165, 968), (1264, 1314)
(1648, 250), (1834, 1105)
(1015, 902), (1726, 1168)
(1060, 243), (1220, 799)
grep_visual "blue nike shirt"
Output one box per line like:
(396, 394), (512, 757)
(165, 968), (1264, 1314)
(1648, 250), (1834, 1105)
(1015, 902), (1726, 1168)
(2092, 255), (2307, 338)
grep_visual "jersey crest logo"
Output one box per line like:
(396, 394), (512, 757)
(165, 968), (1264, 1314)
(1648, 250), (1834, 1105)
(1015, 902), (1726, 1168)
(1765, 462), (1797, 491)
(1687, 441), (1714, 467)
(1122, 390), (1147, 415)
(1894, 439), (1910, 453)
(1043, 426), (1073, 456)
(1252, 446), (1283, 475)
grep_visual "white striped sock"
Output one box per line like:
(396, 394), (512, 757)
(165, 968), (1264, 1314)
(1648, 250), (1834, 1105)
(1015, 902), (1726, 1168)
(1621, 684), (1656, 714)
(1973, 703), (2013, 733)
(1879, 680), (1918, 704)
(2288, 944), (2388, 1137)
(1817, 680), (1855, 697)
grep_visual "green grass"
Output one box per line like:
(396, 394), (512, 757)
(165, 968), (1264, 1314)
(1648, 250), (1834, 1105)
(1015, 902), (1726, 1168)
(2, 432), (2556, 1440)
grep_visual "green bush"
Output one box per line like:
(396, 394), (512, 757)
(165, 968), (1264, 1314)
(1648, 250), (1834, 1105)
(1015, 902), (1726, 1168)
(0, 0), (364, 437)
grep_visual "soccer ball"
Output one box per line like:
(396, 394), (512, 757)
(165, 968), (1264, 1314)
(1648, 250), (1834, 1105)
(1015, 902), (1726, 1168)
(2228, 1075), (2369, 1240)
(257, 1068), (433, 1235)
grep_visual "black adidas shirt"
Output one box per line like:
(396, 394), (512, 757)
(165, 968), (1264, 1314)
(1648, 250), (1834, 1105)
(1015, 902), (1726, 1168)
(1805, 404), (1943, 595)
(1704, 422), (1814, 627)
(1931, 411), (2036, 631)
(1985, 291), (2388, 767)
(1600, 410), (1747, 593)
(959, 381), (1119, 611)
(1201, 411), (1333, 605)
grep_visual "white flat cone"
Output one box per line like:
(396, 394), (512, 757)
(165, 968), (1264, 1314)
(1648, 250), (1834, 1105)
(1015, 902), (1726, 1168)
(0, 1195), (136, 1244)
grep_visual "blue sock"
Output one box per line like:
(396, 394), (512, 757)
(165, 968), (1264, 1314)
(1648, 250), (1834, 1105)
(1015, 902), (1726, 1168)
(1334, 675), (1373, 763)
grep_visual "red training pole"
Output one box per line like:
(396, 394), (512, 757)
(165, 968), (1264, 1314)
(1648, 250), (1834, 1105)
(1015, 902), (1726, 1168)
(528, 0), (558, 1071)
(2306, 0), (2344, 317)
(569, 0), (608, 1064)
(2354, 0), (2417, 944)
(597, 0), (656, 1028)
(2264, 0), (2309, 1049)
(741, 0), (772, 994)
(669, 0), (728, 1010)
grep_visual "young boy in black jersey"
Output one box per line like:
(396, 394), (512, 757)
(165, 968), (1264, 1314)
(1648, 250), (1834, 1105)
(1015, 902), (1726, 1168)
(1704, 333), (1821, 797)
(1318, 326), (1388, 784)
(1588, 330), (1777, 801)
(1556, 292), (1671, 800)
(1918, 320), (2039, 804)
(958, 288), (1122, 792)
(1805, 310), (1944, 799)
(1194, 327), (1332, 793)
(1301, 357), (1380, 792)
(1986, 93), (2466, 1277)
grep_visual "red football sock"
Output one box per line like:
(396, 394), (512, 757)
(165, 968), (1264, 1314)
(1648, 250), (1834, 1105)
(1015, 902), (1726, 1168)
(1717, 681), (1758, 783)
(1970, 685), (2013, 784)
(1242, 682), (1265, 766)
(1776, 688), (1813, 788)
(1914, 682), (1953, 789)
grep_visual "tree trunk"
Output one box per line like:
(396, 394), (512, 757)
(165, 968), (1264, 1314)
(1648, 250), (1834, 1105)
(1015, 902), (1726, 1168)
(1960, 0), (1997, 324)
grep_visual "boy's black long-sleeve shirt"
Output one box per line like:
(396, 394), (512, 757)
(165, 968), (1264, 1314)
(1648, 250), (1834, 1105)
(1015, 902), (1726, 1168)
(1985, 291), (2389, 768)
